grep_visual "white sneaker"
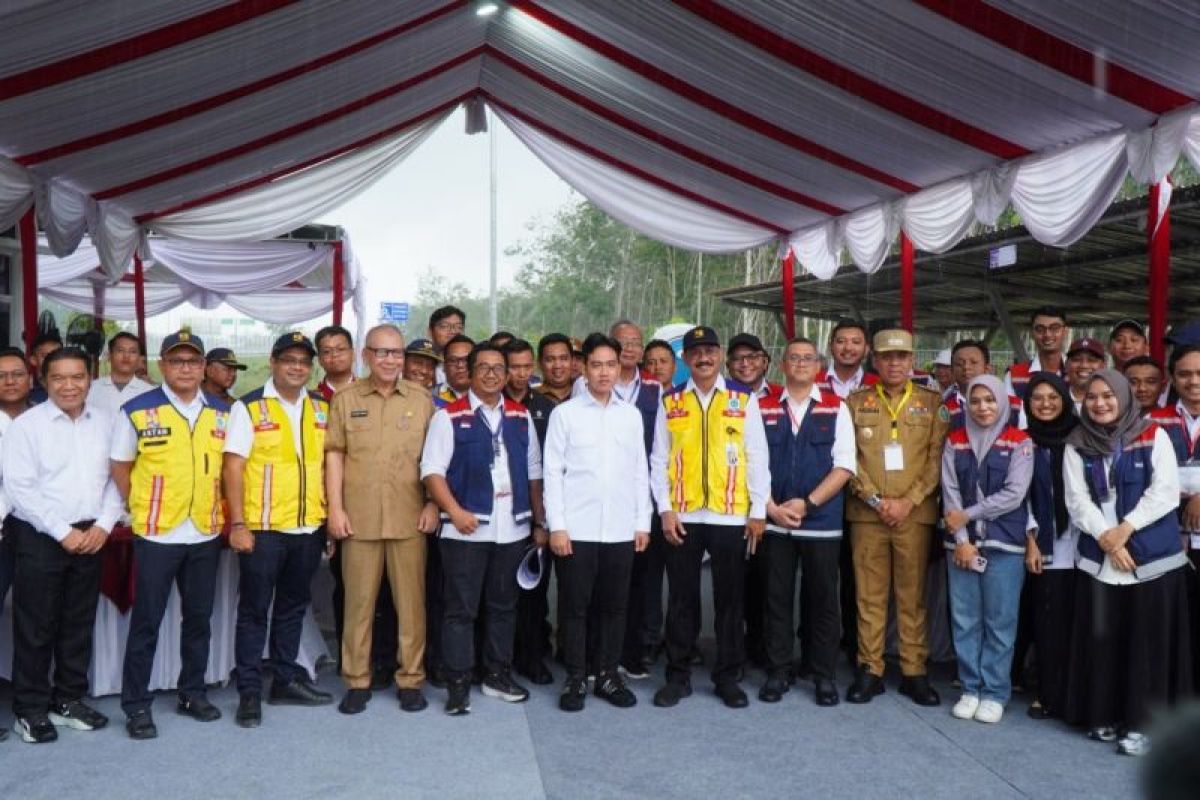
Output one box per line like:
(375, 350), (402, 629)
(951, 695), (980, 720)
(1117, 731), (1150, 756)
(974, 699), (1004, 724)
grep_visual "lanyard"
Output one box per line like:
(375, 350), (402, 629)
(784, 394), (811, 433)
(478, 405), (504, 462)
(876, 382), (913, 441)
(613, 375), (639, 404)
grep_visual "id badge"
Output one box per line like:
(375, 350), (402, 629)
(726, 442), (740, 466)
(883, 442), (905, 471)
(491, 463), (511, 496)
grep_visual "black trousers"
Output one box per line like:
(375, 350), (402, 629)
(514, 546), (553, 672)
(0, 526), (14, 616)
(440, 538), (525, 680)
(622, 515), (667, 664)
(557, 540), (635, 680)
(1010, 569), (1037, 687)
(763, 534), (840, 681)
(331, 538), (398, 669)
(1030, 567), (1076, 715)
(744, 547), (767, 662)
(121, 537), (221, 714)
(1186, 551), (1200, 691)
(234, 530), (325, 695)
(838, 529), (857, 655)
(9, 516), (102, 717)
(425, 532), (446, 674)
(663, 522), (746, 686)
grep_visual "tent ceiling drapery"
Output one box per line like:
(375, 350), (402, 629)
(1, 0), (1199, 282)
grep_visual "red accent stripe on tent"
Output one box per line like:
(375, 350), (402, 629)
(489, 50), (844, 216)
(0, 0), (299, 102)
(15, 1), (464, 166)
(512, 1), (918, 194)
(482, 91), (788, 235)
(96, 48), (483, 200)
(137, 93), (469, 223)
(671, 0), (1029, 160)
(915, 0), (1193, 114)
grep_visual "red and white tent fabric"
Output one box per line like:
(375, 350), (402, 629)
(1, 1), (1198, 334)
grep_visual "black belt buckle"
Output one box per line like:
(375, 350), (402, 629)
(71, 519), (96, 529)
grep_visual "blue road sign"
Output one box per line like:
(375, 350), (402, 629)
(380, 302), (410, 323)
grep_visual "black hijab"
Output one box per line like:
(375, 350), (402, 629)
(1023, 373), (1078, 535)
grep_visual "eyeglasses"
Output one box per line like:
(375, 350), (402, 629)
(615, 337), (643, 348)
(164, 358), (205, 369)
(0, 370), (28, 382)
(318, 346), (352, 357)
(276, 356), (313, 368)
(434, 321), (464, 333)
(784, 354), (820, 364)
(366, 347), (404, 360)
(475, 364), (507, 376)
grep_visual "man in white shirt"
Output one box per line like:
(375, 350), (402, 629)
(1004, 306), (1070, 400)
(544, 333), (651, 712)
(4, 347), (123, 744)
(87, 331), (154, 416)
(421, 342), (546, 715)
(110, 331), (229, 739)
(0, 346), (32, 741)
(649, 326), (769, 710)
(817, 320), (876, 399)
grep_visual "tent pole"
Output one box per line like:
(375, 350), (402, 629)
(1147, 179), (1170, 365)
(781, 249), (795, 339)
(332, 240), (344, 327)
(18, 207), (37, 352)
(133, 253), (147, 348)
(92, 282), (105, 378)
(900, 232), (914, 333)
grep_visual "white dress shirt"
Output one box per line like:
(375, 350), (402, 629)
(224, 379), (317, 534)
(767, 386), (857, 537)
(1003, 353), (1065, 397)
(87, 374), (155, 417)
(543, 389), (651, 543)
(420, 390), (543, 544)
(111, 384), (212, 545)
(649, 375), (769, 525)
(826, 365), (865, 399)
(3, 399), (123, 541)
(1063, 428), (1180, 585)
(0, 409), (15, 529)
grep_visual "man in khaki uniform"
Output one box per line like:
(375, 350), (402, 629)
(326, 324), (439, 715)
(844, 329), (949, 707)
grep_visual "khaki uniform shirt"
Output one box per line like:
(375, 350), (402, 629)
(846, 381), (949, 525)
(325, 378), (434, 539)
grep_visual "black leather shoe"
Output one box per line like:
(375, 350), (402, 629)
(814, 678), (840, 707)
(899, 675), (941, 707)
(338, 688), (371, 715)
(235, 694), (262, 728)
(715, 683), (749, 709)
(445, 679), (471, 716)
(125, 709), (158, 740)
(758, 677), (789, 703)
(518, 660), (555, 686)
(268, 680), (333, 707)
(398, 688), (428, 713)
(652, 681), (692, 708)
(845, 669), (885, 704)
(177, 695), (221, 722)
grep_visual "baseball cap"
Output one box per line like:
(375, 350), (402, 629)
(206, 347), (247, 370)
(727, 333), (766, 355)
(405, 338), (442, 363)
(1108, 319), (1145, 339)
(1067, 337), (1105, 359)
(872, 329), (913, 354)
(933, 348), (952, 366)
(1165, 320), (1200, 348)
(682, 325), (721, 351)
(271, 331), (316, 358)
(160, 330), (204, 357)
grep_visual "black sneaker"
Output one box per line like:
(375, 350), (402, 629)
(177, 695), (221, 722)
(652, 680), (692, 708)
(445, 680), (471, 716)
(482, 670), (530, 703)
(559, 677), (587, 712)
(594, 673), (637, 708)
(126, 709), (158, 740)
(12, 715), (57, 743)
(235, 694), (262, 728)
(268, 679), (333, 707)
(618, 660), (650, 680)
(49, 700), (108, 731)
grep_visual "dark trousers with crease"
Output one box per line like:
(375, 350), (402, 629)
(663, 523), (746, 686)
(557, 540), (635, 680)
(122, 537), (221, 714)
(9, 516), (102, 717)
(762, 534), (840, 681)
(440, 538), (525, 680)
(514, 550), (553, 672)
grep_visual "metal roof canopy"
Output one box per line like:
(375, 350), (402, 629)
(716, 185), (1200, 355)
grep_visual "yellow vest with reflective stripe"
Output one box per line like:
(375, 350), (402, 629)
(242, 392), (328, 530)
(126, 390), (228, 537)
(663, 383), (751, 516)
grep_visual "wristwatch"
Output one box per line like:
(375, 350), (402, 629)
(866, 494), (883, 510)
(804, 495), (818, 512)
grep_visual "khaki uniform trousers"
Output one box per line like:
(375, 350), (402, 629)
(851, 519), (932, 677)
(340, 536), (427, 689)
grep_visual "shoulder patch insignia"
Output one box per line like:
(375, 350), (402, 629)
(938, 406), (950, 422)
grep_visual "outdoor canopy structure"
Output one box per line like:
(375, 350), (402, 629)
(2, 0), (1199, 361)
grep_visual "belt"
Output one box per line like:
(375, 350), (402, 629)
(71, 519), (96, 529)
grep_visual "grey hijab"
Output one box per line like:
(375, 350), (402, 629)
(964, 375), (1010, 462)
(1065, 369), (1150, 457)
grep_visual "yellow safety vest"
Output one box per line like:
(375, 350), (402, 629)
(663, 383), (751, 516)
(241, 390), (328, 530)
(125, 389), (228, 537)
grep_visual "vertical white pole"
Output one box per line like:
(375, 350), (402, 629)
(489, 113), (499, 333)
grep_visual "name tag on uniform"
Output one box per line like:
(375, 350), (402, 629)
(884, 442), (905, 471)
(350, 409), (369, 418)
(139, 427), (171, 438)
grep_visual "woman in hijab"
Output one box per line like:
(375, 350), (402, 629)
(1062, 370), (1190, 757)
(1022, 373), (1079, 721)
(941, 375), (1034, 724)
